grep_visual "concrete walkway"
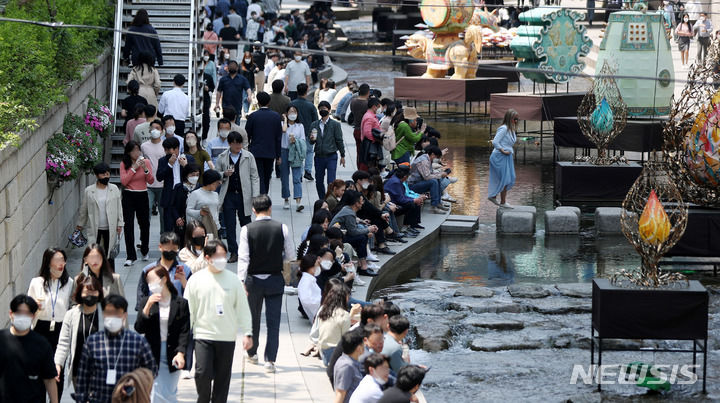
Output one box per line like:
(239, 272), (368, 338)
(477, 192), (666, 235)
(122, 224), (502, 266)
(61, 116), (446, 402)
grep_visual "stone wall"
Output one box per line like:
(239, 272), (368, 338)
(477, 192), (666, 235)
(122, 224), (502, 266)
(0, 50), (111, 325)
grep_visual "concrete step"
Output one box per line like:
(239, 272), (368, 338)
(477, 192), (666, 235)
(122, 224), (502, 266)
(441, 220), (478, 235)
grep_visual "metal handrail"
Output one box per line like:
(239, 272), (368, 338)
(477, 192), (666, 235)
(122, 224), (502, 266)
(187, 0), (196, 130)
(109, 0), (124, 122)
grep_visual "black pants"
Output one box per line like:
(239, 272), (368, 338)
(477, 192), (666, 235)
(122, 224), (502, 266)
(122, 190), (150, 261)
(175, 120), (186, 137)
(246, 274), (284, 363)
(344, 233), (368, 259)
(255, 157), (275, 195)
(202, 93), (212, 140)
(194, 339), (236, 403)
(35, 320), (64, 399)
(395, 203), (421, 226)
(97, 229), (115, 270)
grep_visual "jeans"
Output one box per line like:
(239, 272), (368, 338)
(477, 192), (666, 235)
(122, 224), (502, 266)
(147, 187), (164, 233)
(440, 177), (451, 193)
(410, 179), (441, 206)
(246, 274), (284, 363)
(222, 192), (251, 255)
(314, 153), (338, 199)
(194, 340), (236, 403)
(393, 151), (411, 165)
(152, 341), (181, 403)
(242, 92), (250, 116)
(322, 347), (335, 366)
(121, 190), (150, 261)
(280, 148), (303, 199)
(304, 142), (314, 174)
(255, 157), (275, 195)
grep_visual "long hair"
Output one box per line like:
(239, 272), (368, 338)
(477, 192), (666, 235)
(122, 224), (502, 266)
(39, 248), (69, 290)
(296, 224), (325, 259)
(147, 265), (178, 297)
(122, 141), (141, 170)
(184, 219), (206, 253)
(318, 281), (349, 321)
(82, 243), (114, 279)
(137, 52), (155, 75)
(502, 109), (519, 132)
(324, 179), (346, 201)
(72, 273), (104, 305)
(131, 9), (150, 27)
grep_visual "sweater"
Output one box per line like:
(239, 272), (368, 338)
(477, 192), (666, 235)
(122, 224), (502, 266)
(329, 206), (368, 237)
(119, 161), (155, 191)
(390, 122), (423, 160)
(185, 188), (220, 230)
(184, 268), (252, 342)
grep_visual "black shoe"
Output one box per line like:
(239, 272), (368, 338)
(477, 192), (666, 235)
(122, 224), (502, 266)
(386, 234), (407, 243)
(304, 172), (314, 181)
(228, 253), (238, 263)
(404, 231), (419, 238)
(152, 208), (158, 216)
(412, 224), (425, 230)
(358, 268), (379, 277)
(376, 247), (396, 255)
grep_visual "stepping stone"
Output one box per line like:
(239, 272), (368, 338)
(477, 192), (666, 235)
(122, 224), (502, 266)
(544, 209), (579, 234)
(528, 298), (592, 314)
(556, 206), (581, 220)
(453, 286), (494, 298)
(595, 207), (623, 235)
(465, 315), (525, 330)
(441, 220), (478, 234)
(469, 335), (543, 352)
(555, 283), (592, 298)
(445, 214), (480, 223)
(499, 211), (535, 235)
(508, 284), (551, 298)
(496, 206), (536, 232)
(412, 322), (452, 352)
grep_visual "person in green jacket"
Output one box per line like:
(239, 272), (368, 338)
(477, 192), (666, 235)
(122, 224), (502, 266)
(391, 107), (426, 164)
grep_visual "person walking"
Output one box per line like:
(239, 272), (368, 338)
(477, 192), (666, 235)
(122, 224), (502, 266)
(360, 98), (383, 171)
(162, 115), (185, 152)
(201, 53), (216, 142)
(157, 137), (196, 240)
(133, 105), (157, 145)
(128, 52), (161, 109)
(135, 265), (191, 403)
(0, 295), (58, 403)
(237, 195), (296, 373)
(246, 91), (283, 195)
(291, 83), (318, 181)
(120, 141), (155, 266)
(203, 22), (219, 57)
(122, 9), (163, 67)
(216, 132), (260, 263)
(27, 248), (74, 400)
(241, 51), (260, 116)
(268, 79), (291, 116)
(142, 120), (166, 226)
(124, 104), (147, 146)
(186, 170), (223, 237)
(284, 50), (311, 100)
(77, 244), (125, 298)
(676, 14), (693, 66)
(54, 275), (104, 394)
(350, 84), (371, 168)
(219, 16), (241, 62)
(693, 13), (713, 62)
(309, 101), (346, 200)
(77, 163), (124, 270)
(185, 131), (214, 183)
(185, 240), (253, 403)
(158, 75), (190, 136)
(281, 105), (306, 211)
(216, 61), (253, 125)
(179, 221), (208, 273)
(74, 295), (157, 403)
(488, 109), (518, 208)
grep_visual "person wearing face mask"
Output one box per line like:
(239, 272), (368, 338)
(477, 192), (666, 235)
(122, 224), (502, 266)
(241, 51), (259, 115)
(161, 115), (185, 153)
(179, 221), (209, 272)
(297, 254), (323, 321)
(120, 141), (155, 266)
(269, 79), (291, 116)
(132, 104), (158, 145)
(693, 13), (713, 62)
(142, 119), (167, 225)
(246, 91), (283, 195)
(207, 118), (233, 165)
(291, 83), (319, 181)
(216, 61), (253, 124)
(135, 266), (191, 402)
(54, 275), (104, 394)
(676, 13), (693, 65)
(185, 131), (214, 182)
(185, 240), (253, 403)
(157, 137), (197, 240)
(186, 169), (223, 237)
(0, 294), (59, 403)
(77, 163), (124, 271)
(284, 51), (311, 100)
(74, 295), (157, 403)
(350, 353), (391, 403)
(281, 105), (307, 211)
(158, 74), (189, 136)
(137, 232), (192, 313)
(201, 52), (217, 142)
(309, 100), (345, 199)
(26, 248), (74, 400)
(360, 97), (383, 171)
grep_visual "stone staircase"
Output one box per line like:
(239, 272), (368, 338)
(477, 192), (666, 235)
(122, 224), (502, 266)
(109, 0), (200, 182)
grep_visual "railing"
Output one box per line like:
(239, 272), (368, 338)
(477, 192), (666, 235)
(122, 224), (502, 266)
(187, 0), (197, 130)
(109, 0), (124, 121)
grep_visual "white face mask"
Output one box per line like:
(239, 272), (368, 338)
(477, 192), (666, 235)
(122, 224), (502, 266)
(288, 113), (298, 121)
(219, 130), (229, 138)
(165, 126), (176, 135)
(294, 55), (302, 62)
(11, 314), (32, 332)
(244, 58), (251, 64)
(148, 281), (163, 295)
(361, 182), (370, 190)
(211, 257), (227, 272)
(104, 317), (124, 333)
(151, 129), (162, 139)
(203, 55), (210, 62)
(684, 18), (689, 22)
(320, 260), (333, 270)
(186, 139), (197, 147)
(188, 176), (199, 185)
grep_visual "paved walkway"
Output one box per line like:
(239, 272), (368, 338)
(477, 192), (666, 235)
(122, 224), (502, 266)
(61, 116), (445, 402)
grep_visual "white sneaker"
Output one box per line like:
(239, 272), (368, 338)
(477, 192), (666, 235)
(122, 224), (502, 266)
(283, 200), (290, 209)
(354, 277), (367, 286)
(367, 262), (381, 270)
(488, 197), (501, 206)
(181, 370), (192, 379)
(142, 254), (149, 261)
(501, 203), (513, 208)
(448, 177), (458, 184)
(247, 354), (259, 365)
(442, 193), (457, 203)
(123, 259), (135, 267)
(367, 252), (379, 262)
(264, 361), (276, 373)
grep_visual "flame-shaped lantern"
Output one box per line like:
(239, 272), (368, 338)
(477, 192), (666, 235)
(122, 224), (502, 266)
(590, 97), (614, 135)
(684, 90), (720, 187)
(638, 189), (671, 245)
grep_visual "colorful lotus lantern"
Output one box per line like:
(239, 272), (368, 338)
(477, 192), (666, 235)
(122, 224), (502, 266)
(638, 189), (671, 245)
(590, 97), (614, 135)
(683, 90), (720, 188)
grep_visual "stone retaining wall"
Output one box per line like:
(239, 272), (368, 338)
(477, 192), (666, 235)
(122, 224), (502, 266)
(0, 51), (111, 324)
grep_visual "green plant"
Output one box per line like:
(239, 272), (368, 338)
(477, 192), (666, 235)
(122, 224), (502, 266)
(63, 113), (102, 172)
(46, 132), (79, 180)
(0, 90), (38, 150)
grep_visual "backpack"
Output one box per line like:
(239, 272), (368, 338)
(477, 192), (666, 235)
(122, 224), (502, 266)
(382, 124), (405, 152)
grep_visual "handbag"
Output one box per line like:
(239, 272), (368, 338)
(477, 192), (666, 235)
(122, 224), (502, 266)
(109, 232), (121, 260)
(68, 229), (87, 248)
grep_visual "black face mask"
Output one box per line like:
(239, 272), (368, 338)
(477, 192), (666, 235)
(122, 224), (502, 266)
(162, 250), (178, 261)
(193, 236), (206, 248)
(319, 109), (329, 117)
(228, 68), (238, 75)
(82, 295), (98, 306)
(97, 177), (110, 185)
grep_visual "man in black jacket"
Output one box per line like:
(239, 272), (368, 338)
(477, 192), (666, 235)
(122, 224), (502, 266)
(245, 92), (282, 195)
(308, 101), (345, 199)
(156, 137), (195, 239)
